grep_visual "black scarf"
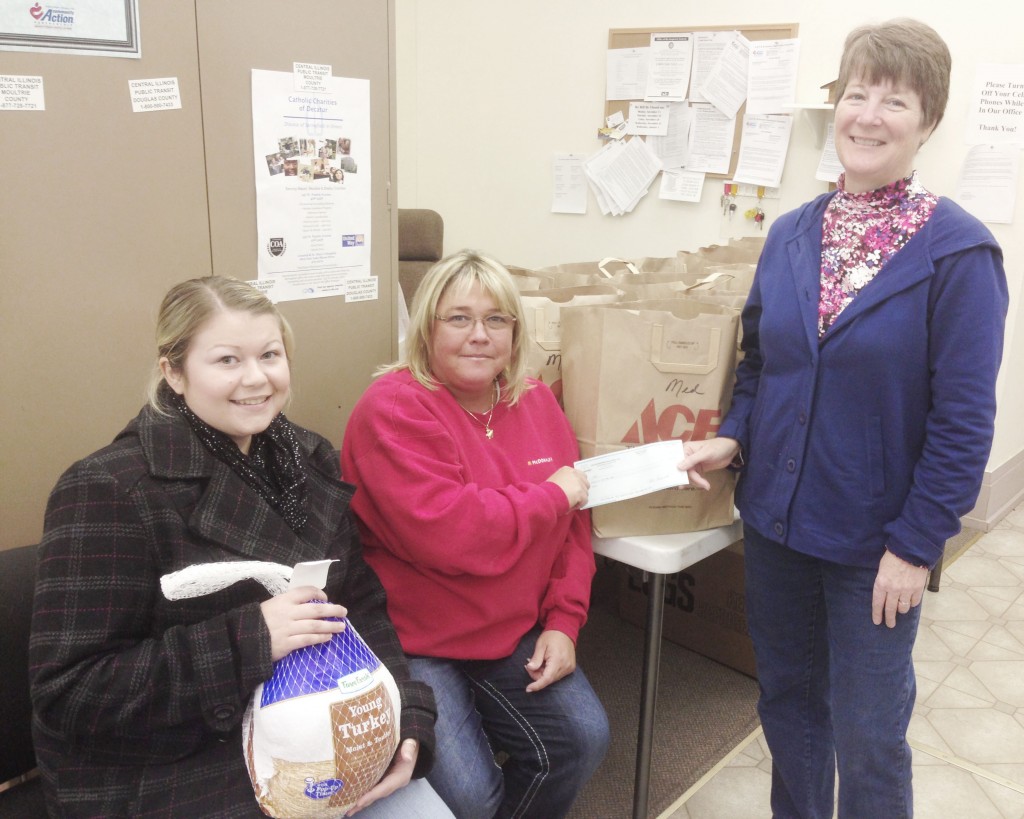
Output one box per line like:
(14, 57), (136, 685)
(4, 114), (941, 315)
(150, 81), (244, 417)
(166, 388), (309, 532)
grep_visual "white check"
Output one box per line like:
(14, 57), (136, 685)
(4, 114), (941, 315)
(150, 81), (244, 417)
(574, 440), (689, 509)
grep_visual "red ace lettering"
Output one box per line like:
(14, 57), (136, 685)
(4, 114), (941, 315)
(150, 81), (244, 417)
(621, 399), (721, 444)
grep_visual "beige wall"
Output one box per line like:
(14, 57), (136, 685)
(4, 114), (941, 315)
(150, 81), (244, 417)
(395, 0), (1024, 511)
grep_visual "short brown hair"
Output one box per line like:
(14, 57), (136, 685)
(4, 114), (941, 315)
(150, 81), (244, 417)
(379, 249), (531, 404)
(147, 276), (294, 412)
(835, 18), (951, 132)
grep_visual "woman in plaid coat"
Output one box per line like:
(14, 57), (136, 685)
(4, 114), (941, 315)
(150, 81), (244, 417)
(30, 276), (451, 818)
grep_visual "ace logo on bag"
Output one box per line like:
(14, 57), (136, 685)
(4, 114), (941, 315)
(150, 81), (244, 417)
(561, 301), (741, 537)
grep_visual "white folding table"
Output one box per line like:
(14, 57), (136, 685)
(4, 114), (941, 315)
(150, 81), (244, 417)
(592, 514), (744, 819)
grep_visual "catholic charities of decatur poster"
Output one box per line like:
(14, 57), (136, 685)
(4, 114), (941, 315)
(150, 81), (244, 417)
(251, 68), (372, 303)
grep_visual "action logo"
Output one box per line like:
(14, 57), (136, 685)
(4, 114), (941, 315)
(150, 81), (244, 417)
(29, 3), (75, 26)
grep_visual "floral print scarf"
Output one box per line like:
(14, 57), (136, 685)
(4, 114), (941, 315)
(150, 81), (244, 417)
(818, 171), (937, 337)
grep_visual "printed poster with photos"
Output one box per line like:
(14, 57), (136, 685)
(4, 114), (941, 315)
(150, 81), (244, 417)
(251, 68), (371, 303)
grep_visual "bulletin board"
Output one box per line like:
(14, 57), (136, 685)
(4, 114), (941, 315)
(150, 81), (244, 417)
(606, 23), (799, 180)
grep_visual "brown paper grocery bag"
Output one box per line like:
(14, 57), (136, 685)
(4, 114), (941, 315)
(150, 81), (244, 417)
(678, 237), (765, 274)
(521, 285), (620, 404)
(614, 268), (750, 302)
(621, 256), (690, 275)
(506, 265), (553, 292)
(561, 301), (740, 537)
(699, 263), (757, 293)
(536, 257), (639, 288)
(538, 256), (690, 289)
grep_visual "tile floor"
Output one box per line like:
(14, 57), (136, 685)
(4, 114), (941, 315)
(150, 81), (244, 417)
(664, 501), (1024, 819)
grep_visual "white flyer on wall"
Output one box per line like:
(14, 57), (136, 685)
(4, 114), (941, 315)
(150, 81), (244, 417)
(251, 68), (371, 303)
(966, 64), (1024, 145)
(954, 144), (1019, 224)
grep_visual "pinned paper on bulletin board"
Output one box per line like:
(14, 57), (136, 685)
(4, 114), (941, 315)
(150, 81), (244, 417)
(584, 137), (662, 215)
(644, 33), (693, 102)
(605, 22), (800, 180)
(732, 114), (792, 188)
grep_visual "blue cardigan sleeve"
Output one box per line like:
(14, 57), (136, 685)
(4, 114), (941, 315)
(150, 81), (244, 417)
(884, 242), (1008, 567)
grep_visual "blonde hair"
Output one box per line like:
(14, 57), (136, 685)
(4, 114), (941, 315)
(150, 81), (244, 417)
(836, 18), (951, 132)
(147, 276), (294, 413)
(379, 249), (531, 404)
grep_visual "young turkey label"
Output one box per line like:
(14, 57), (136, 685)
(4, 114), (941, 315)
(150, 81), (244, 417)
(245, 616), (401, 818)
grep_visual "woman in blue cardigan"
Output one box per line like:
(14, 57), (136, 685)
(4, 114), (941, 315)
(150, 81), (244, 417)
(680, 19), (1008, 819)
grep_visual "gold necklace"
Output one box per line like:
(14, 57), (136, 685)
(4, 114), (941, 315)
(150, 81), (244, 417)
(458, 380), (499, 440)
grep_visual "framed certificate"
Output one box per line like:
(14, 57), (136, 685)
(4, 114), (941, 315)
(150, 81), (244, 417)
(0, 0), (140, 58)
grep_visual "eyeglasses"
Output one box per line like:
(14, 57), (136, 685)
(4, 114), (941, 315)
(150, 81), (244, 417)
(434, 313), (517, 332)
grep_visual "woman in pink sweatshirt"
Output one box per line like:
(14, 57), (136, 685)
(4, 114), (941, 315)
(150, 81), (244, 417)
(342, 250), (609, 819)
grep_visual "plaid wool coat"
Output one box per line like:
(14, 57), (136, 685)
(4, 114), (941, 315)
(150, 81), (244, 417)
(29, 406), (435, 818)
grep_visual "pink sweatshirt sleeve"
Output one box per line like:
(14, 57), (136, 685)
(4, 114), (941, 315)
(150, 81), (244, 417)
(539, 506), (595, 643)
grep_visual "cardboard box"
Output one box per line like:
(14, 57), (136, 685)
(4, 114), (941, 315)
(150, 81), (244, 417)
(617, 541), (757, 678)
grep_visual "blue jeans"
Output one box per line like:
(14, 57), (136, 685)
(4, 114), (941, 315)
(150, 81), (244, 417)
(744, 526), (921, 819)
(408, 628), (609, 819)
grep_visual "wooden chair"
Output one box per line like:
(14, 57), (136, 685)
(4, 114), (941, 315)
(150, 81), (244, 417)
(397, 208), (443, 309)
